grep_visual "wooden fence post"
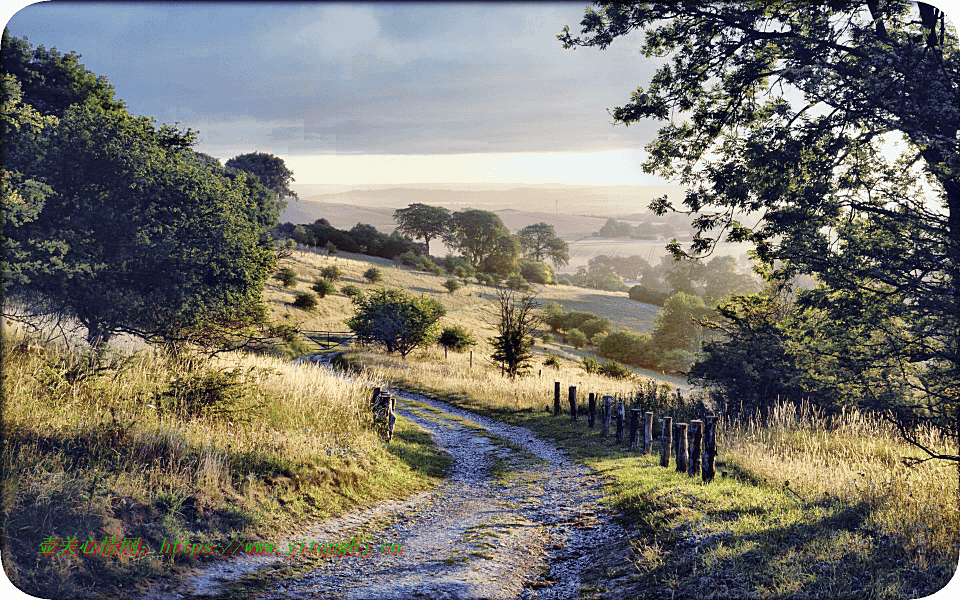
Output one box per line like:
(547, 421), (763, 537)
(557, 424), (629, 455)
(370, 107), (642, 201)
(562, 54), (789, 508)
(569, 386), (578, 422)
(588, 393), (596, 428)
(688, 420), (702, 477)
(615, 401), (625, 444)
(660, 416), (673, 467)
(702, 416), (718, 482)
(387, 395), (396, 442)
(676, 422), (688, 473)
(643, 412), (653, 455)
(554, 382), (561, 416)
(601, 395), (612, 437)
(629, 409), (641, 449)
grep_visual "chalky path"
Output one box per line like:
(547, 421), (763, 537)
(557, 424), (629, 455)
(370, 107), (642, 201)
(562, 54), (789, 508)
(154, 390), (631, 600)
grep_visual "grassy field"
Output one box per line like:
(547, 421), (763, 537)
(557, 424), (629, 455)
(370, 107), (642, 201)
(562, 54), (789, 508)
(354, 343), (959, 598)
(279, 250), (959, 598)
(0, 330), (451, 600)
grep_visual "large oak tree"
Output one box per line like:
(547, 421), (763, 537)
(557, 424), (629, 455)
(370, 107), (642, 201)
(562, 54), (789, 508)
(561, 2), (959, 465)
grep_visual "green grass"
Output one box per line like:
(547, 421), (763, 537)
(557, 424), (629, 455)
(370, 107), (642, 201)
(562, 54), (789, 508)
(360, 365), (959, 600)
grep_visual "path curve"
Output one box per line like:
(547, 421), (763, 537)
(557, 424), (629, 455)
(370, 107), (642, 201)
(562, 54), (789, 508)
(152, 387), (630, 600)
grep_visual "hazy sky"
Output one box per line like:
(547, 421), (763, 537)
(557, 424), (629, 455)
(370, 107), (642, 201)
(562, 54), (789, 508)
(4, 1), (676, 185)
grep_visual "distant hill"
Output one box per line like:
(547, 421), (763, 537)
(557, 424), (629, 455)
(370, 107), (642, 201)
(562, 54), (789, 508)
(281, 183), (690, 237)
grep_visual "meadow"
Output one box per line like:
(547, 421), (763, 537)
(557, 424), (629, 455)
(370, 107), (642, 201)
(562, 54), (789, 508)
(267, 249), (959, 598)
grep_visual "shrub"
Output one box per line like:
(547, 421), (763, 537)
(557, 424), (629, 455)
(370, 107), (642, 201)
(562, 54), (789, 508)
(505, 274), (530, 291)
(324, 241), (338, 255)
(543, 355), (561, 369)
(311, 279), (336, 298)
(363, 267), (383, 283)
(476, 273), (495, 286)
(437, 326), (476, 352)
(275, 267), (297, 288)
(628, 284), (671, 306)
(518, 259), (556, 284)
(599, 329), (647, 365)
(581, 356), (600, 374)
(540, 332), (554, 344)
(598, 360), (633, 379)
(659, 349), (697, 373)
(292, 291), (317, 311)
(443, 278), (461, 294)
(341, 285), (363, 299)
(320, 265), (343, 281)
(567, 328), (587, 349)
(579, 317), (612, 341)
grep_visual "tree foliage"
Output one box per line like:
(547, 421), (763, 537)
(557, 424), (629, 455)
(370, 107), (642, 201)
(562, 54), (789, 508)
(489, 286), (541, 378)
(346, 289), (445, 357)
(445, 209), (514, 272)
(517, 222), (569, 267)
(225, 152), (297, 215)
(437, 325), (476, 353)
(2, 32), (277, 352)
(393, 203), (451, 257)
(562, 2), (960, 463)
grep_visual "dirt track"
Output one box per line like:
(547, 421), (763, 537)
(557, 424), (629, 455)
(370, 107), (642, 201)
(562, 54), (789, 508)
(152, 390), (632, 600)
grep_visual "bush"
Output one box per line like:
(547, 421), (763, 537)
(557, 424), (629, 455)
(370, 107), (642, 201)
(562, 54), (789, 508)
(628, 284), (671, 307)
(518, 259), (555, 284)
(346, 289), (446, 357)
(341, 285), (363, 299)
(292, 291), (317, 310)
(311, 279), (336, 298)
(275, 267), (297, 288)
(476, 273), (495, 286)
(658, 349), (697, 373)
(567, 328), (587, 349)
(436, 325), (476, 352)
(324, 241), (338, 255)
(599, 329), (648, 365)
(598, 360), (634, 379)
(543, 355), (561, 369)
(579, 317), (612, 341)
(442, 278), (461, 294)
(363, 267), (383, 283)
(581, 356), (600, 374)
(505, 274), (530, 291)
(320, 265), (343, 281)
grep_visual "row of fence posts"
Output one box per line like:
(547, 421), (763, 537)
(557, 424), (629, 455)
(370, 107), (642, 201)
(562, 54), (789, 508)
(370, 387), (396, 442)
(553, 382), (718, 482)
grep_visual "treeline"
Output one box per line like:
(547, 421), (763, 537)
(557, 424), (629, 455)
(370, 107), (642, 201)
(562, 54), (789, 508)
(596, 217), (675, 239)
(560, 253), (758, 303)
(2, 31), (286, 351)
(279, 204), (572, 287)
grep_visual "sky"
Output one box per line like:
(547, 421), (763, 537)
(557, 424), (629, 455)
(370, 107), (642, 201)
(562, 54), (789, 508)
(3, 1), (675, 186)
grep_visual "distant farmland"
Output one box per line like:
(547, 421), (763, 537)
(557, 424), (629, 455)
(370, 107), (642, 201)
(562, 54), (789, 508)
(561, 238), (754, 275)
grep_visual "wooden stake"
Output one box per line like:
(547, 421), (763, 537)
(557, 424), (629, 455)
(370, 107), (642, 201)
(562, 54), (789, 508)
(569, 386), (578, 422)
(615, 401), (625, 444)
(588, 393), (596, 428)
(676, 422), (688, 473)
(660, 416), (673, 467)
(703, 416), (718, 482)
(643, 412), (653, 455)
(688, 420), (702, 477)
(554, 381), (561, 416)
(629, 409), (641, 449)
(601, 395), (612, 437)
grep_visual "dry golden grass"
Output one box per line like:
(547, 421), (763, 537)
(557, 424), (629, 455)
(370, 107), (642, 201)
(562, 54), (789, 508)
(720, 401), (960, 569)
(0, 329), (445, 599)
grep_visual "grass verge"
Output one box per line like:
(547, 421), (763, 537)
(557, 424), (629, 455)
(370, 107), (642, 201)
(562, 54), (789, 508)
(1, 331), (450, 600)
(353, 346), (960, 599)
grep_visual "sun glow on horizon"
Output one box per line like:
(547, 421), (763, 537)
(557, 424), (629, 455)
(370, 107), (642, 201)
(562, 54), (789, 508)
(281, 149), (668, 186)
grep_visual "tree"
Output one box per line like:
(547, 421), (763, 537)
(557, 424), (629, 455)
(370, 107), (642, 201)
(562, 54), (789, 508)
(517, 222), (570, 267)
(311, 279), (335, 298)
(567, 328), (587, 349)
(346, 289), (445, 358)
(445, 209), (512, 270)
(562, 2), (960, 465)
(437, 325), (476, 353)
(489, 286), (541, 378)
(393, 203), (451, 257)
(225, 151), (298, 214)
(651, 292), (712, 354)
(363, 267), (383, 283)
(275, 267), (297, 288)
